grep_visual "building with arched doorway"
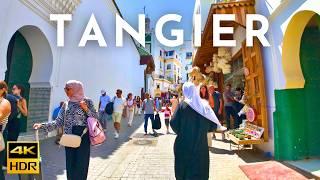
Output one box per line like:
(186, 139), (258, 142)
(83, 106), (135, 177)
(256, 0), (320, 162)
(0, 0), (146, 136)
(193, 0), (320, 176)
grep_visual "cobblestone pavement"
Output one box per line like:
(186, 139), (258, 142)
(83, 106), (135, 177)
(6, 113), (273, 180)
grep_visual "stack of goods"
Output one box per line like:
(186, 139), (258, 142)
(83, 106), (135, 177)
(229, 129), (252, 140)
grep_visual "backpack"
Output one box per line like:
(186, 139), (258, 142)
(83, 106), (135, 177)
(105, 97), (116, 115)
(87, 117), (106, 146)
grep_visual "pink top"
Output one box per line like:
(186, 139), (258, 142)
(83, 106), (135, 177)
(163, 109), (171, 118)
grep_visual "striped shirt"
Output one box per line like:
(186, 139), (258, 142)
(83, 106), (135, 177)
(0, 98), (9, 131)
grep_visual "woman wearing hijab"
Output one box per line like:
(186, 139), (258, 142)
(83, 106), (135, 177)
(170, 82), (223, 180)
(33, 80), (98, 180)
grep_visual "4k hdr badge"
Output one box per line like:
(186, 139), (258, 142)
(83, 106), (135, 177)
(7, 142), (40, 174)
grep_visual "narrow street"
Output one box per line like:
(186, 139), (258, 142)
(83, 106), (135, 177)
(7, 113), (273, 180)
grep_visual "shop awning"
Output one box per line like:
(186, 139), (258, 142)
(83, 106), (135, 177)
(193, 0), (255, 73)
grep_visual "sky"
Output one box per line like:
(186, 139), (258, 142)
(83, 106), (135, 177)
(115, 0), (195, 41)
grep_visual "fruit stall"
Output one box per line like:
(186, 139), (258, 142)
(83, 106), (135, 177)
(227, 122), (264, 151)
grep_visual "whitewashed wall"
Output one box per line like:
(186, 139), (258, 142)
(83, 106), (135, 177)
(0, 0), (144, 126)
(56, 0), (144, 106)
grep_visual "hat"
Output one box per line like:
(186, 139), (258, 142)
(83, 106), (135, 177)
(101, 89), (106, 94)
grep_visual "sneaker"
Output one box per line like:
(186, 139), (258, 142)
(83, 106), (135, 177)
(216, 125), (227, 132)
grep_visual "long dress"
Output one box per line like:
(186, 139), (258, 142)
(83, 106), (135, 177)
(170, 102), (217, 180)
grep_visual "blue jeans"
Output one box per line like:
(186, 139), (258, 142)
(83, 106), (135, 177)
(144, 114), (154, 133)
(224, 106), (240, 129)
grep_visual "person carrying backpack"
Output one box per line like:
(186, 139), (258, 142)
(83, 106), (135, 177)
(98, 90), (111, 130)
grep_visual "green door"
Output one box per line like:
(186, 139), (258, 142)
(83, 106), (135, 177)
(5, 31), (33, 133)
(274, 18), (320, 160)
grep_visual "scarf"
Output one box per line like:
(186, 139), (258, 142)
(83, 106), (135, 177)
(65, 80), (85, 102)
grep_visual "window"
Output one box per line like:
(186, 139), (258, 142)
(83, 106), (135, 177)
(160, 50), (162, 56)
(160, 61), (162, 68)
(174, 65), (176, 71)
(168, 50), (174, 56)
(157, 84), (160, 89)
(167, 64), (172, 70)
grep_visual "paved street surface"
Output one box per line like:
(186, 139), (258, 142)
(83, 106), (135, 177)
(6, 113), (274, 180)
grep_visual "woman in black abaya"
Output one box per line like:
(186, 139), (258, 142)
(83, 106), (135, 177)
(170, 82), (223, 180)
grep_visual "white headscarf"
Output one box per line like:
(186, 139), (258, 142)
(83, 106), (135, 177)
(183, 82), (221, 126)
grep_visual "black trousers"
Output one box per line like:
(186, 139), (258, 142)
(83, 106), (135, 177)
(65, 126), (90, 180)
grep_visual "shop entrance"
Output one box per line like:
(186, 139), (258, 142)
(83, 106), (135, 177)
(5, 26), (53, 133)
(275, 13), (320, 160)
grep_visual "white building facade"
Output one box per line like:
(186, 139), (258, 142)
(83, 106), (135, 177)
(0, 0), (145, 134)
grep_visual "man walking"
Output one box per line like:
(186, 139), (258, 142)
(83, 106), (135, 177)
(112, 89), (126, 139)
(98, 90), (111, 129)
(142, 93), (157, 136)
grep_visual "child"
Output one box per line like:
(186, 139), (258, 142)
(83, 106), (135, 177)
(162, 103), (172, 134)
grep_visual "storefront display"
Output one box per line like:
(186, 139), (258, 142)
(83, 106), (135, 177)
(227, 121), (264, 151)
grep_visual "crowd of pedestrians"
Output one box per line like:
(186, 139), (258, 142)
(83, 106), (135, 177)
(0, 76), (247, 180)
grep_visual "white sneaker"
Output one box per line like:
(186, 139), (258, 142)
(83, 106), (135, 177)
(217, 125), (227, 132)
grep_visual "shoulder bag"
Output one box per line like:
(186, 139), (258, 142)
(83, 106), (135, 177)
(59, 101), (87, 148)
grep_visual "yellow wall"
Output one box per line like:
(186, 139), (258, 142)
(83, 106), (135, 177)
(282, 10), (318, 89)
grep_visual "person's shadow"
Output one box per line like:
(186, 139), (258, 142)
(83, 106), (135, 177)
(209, 147), (235, 155)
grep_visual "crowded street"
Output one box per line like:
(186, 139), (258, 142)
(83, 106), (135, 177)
(7, 113), (272, 180)
(1, 0), (320, 179)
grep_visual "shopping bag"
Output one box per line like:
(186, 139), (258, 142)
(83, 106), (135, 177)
(152, 113), (161, 130)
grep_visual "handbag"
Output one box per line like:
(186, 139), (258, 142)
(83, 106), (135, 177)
(152, 113), (162, 130)
(87, 117), (106, 146)
(59, 129), (87, 148)
(59, 101), (87, 148)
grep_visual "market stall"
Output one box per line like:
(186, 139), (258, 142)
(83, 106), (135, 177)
(226, 107), (264, 151)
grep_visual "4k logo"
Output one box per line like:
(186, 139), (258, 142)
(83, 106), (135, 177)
(7, 142), (40, 174)
(10, 146), (36, 155)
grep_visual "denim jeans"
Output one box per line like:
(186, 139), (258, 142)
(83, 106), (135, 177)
(144, 114), (154, 133)
(224, 106), (240, 129)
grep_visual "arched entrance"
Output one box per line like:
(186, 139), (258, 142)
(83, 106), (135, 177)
(274, 12), (320, 160)
(5, 25), (53, 133)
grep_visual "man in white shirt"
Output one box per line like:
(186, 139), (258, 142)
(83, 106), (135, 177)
(98, 90), (110, 129)
(112, 89), (126, 139)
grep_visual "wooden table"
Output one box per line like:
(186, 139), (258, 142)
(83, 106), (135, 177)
(227, 133), (264, 151)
